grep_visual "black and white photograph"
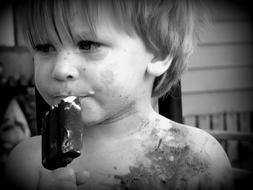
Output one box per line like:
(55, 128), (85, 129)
(0, 0), (252, 189)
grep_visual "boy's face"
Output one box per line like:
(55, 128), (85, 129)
(34, 9), (155, 126)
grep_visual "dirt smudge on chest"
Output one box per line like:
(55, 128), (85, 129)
(112, 125), (210, 190)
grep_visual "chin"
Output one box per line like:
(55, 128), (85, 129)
(81, 111), (122, 127)
(80, 111), (106, 127)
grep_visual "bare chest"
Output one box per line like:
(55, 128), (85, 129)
(68, 138), (148, 188)
(70, 128), (210, 190)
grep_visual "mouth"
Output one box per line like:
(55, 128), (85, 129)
(53, 91), (95, 106)
(52, 96), (81, 110)
(55, 94), (91, 101)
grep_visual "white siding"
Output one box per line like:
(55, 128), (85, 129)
(182, 1), (253, 117)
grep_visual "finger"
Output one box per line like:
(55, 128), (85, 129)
(53, 180), (77, 190)
(76, 171), (90, 185)
(52, 167), (76, 183)
(38, 168), (77, 190)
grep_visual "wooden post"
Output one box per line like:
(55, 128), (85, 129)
(212, 113), (226, 152)
(239, 112), (253, 170)
(226, 112), (239, 168)
(198, 114), (211, 131)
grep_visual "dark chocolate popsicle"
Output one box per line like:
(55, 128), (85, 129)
(41, 96), (83, 170)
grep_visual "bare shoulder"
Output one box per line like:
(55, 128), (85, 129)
(4, 135), (42, 189)
(155, 116), (234, 190)
(114, 115), (234, 190)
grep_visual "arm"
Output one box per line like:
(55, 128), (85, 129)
(4, 136), (89, 190)
(198, 131), (235, 190)
(4, 136), (41, 190)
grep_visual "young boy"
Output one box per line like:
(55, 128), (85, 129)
(4, 0), (234, 189)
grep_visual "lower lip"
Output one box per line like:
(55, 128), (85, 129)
(78, 96), (91, 105)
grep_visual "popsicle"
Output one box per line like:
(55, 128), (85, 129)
(41, 96), (83, 170)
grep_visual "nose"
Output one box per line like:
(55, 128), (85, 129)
(52, 51), (80, 81)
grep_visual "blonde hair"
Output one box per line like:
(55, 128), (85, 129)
(19, 0), (205, 98)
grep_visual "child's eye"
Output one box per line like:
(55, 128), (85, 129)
(77, 40), (101, 51)
(34, 44), (56, 54)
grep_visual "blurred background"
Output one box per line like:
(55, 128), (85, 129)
(0, 0), (252, 189)
(182, 1), (253, 188)
(183, 0), (253, 168)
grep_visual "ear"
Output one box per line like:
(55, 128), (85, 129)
(147, 55), (173, 77)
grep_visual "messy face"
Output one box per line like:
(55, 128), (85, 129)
(32, 1), (154, 126)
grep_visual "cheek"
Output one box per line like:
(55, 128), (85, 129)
(34, 58), (52, 101)
(98, 68), (128, 99)
(100, 69), (115, 86)
(34, 59), (45, 87)
(34, 59), (42, 87)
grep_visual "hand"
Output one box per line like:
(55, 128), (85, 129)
(38, 167), (90, 190)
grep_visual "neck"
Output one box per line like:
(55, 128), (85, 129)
(83, 104), (157, 144)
